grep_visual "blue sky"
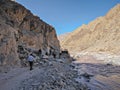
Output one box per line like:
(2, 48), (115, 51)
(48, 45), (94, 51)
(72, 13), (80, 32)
(16, 0), (119, 35)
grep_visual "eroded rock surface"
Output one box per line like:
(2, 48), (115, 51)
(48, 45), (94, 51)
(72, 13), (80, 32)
(0, 0), (60, 67)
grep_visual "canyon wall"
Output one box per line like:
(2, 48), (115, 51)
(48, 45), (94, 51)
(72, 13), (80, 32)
(60, 4), (120, 54)
(0, 0), (60, 66)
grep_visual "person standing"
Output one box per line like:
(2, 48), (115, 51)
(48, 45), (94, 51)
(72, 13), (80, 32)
(38, 49), (42, 59)
(27, 54), (35, 70)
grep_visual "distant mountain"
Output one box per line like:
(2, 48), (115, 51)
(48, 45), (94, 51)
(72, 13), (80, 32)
(58, 33), (71, 48)
(60, 4), (120, 54)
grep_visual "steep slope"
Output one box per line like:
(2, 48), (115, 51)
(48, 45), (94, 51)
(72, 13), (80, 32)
(58, 32), (71, 48)
(0, 0), (60, 66)
(61, 4), (120, 54)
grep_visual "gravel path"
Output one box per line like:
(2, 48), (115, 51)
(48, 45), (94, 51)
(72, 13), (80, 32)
(0, 53), (120, 90)
(0, 59), (88, 90)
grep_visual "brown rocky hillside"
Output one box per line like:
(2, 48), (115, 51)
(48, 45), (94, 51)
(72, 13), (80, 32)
(0, 0), (60, 66)
(58, 32), (70, 47)
(61, 4), (120, 54)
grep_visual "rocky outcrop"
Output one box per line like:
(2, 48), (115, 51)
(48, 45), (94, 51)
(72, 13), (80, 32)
(61, 4), (120, 54)
(0, 0), (60, 66)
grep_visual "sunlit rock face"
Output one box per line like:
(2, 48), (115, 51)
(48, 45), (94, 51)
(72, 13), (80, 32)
(60, 4), (120, 54)
(0, 0), (60, 66)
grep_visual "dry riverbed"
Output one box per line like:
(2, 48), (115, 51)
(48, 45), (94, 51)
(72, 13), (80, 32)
(72, 52), (120, 90)
(0, 52), (120, 90)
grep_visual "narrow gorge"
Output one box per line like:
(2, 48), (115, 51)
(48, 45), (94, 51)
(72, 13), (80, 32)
(0, 0), (120, 90)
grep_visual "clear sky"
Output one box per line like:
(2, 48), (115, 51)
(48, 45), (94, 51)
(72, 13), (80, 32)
(16, 0), (120, 35)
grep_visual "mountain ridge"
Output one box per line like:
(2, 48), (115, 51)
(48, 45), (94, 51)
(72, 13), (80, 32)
(60, 4), (120, 54)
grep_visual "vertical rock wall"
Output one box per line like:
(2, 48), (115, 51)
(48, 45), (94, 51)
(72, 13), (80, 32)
(0, 0), (60, 66)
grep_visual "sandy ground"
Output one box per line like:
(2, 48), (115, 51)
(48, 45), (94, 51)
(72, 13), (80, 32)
(72, 53), (120, 90)
(0, 67), (42, 90)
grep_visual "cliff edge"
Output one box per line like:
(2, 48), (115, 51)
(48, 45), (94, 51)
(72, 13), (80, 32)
(0, 0), (60, 66)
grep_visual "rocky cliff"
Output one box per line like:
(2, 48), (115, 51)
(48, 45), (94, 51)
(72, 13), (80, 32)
(0, 0), (60, 66)
(61, 4), (120, 54)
